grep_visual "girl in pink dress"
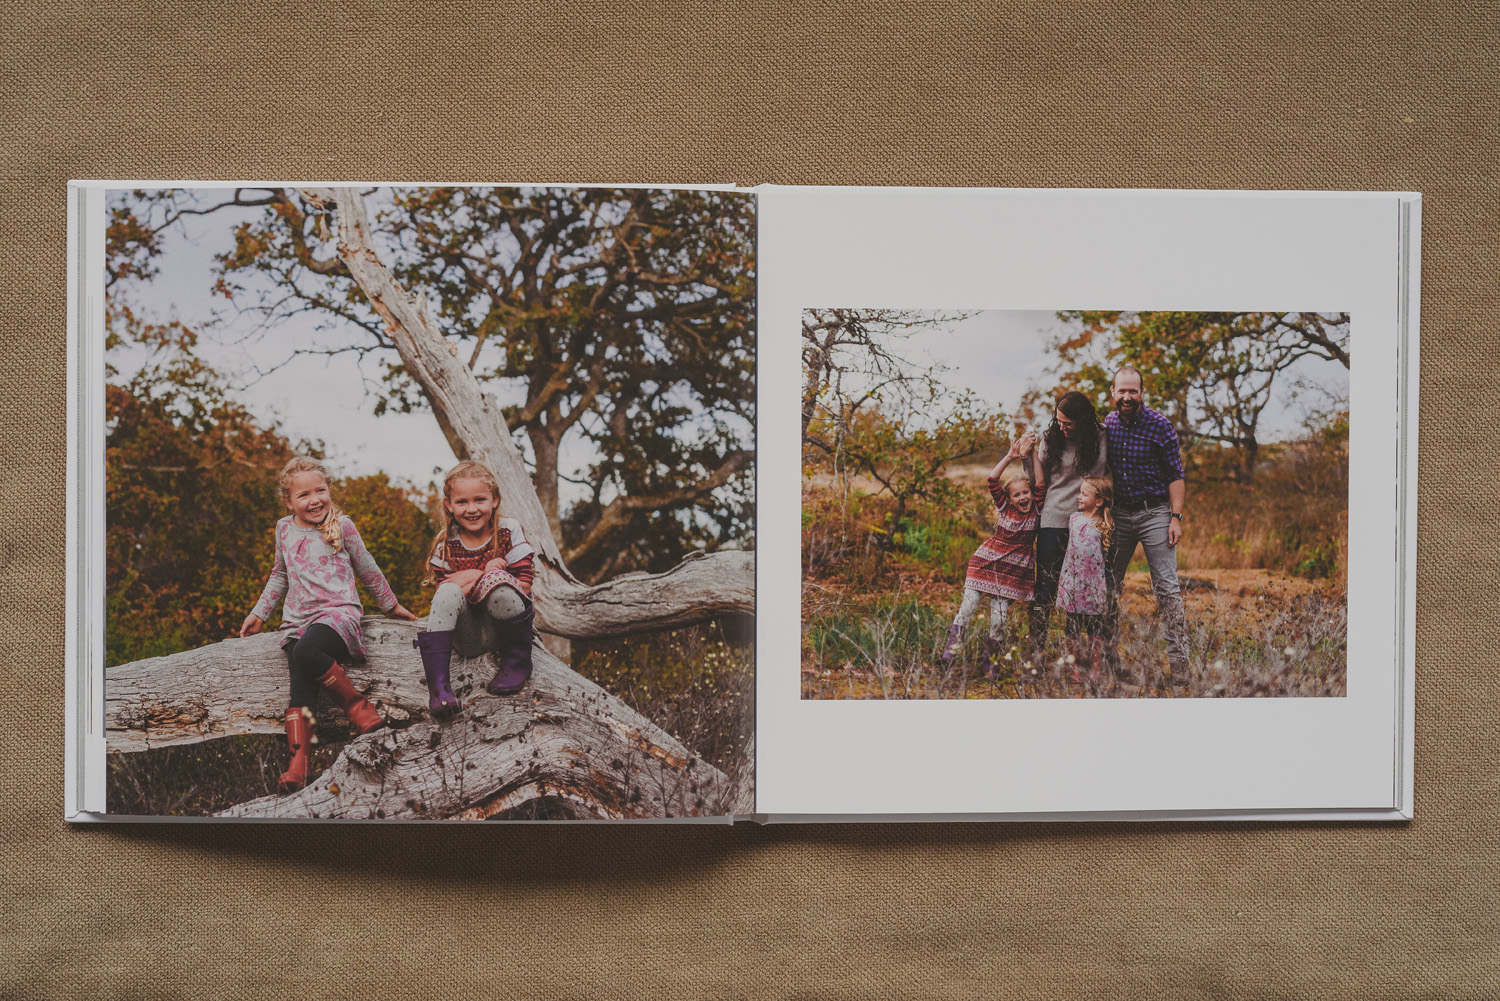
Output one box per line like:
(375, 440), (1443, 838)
(1055, 475), (1114, 677)
(239, 457), (417, 793)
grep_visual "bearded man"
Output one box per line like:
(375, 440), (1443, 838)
(1103, 365), (1191, 685)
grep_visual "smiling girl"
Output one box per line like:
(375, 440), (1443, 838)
(239, 456), (418, 794)
(412, 461), (538, 715)
(939, 432), (1044, 677)
(1056, 475), (1114, 677)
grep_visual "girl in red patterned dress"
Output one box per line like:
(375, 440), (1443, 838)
(939, 432), (1043, 677)
(412, 461), (537, 714)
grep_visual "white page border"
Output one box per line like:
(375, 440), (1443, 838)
(755, 186), (1417, 818)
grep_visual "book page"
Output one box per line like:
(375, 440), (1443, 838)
(67, 181), (757, 822)
(755, 186), (1416, 818)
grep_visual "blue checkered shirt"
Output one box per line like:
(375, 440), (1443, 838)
(1103, 405), (1185, 506)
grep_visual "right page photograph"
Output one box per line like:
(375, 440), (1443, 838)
(800, 308), (1349, 702)
(755, 186), (1417, 820)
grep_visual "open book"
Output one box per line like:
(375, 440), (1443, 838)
(66, 183), (1419, 822)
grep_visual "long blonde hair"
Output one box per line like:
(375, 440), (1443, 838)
(277, 456), (344, 552)
(424, 460), (505, 586)
(1082, 475), (1114, 550)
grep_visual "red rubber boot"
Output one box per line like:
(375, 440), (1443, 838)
(315, 662), (386, 735)
(278, 708), (313, 794)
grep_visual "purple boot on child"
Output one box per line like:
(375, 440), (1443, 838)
(413, 630), (462, 715)
(939, 624), (965, 665)
(981, 637), (1005, 680)
(485, 604), (536, 696)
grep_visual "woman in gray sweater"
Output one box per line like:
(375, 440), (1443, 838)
(1028, 391), (1109, 661)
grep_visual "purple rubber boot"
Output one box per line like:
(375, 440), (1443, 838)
(413, 629), (461, 715)
(939, 623), (965, 665)
(486, 604), (536, 696)
(981, 637), (1004, 679)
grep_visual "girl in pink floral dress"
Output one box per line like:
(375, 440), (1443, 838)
(239, 457), (417, 793)
(1055, 475), (1113, 676)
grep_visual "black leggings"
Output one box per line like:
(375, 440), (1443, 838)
(282, 623), (350, 710)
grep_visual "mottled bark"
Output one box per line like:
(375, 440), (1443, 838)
(106, 617), (738, 819)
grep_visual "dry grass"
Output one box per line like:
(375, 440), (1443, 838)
(107, 732), (355, 816)
(802, 570), (1346, 700)
(802, 428), (1349, 701)
(574, 619), (755, 804)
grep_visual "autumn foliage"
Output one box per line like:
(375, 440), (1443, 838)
(105, 361), (436, 668)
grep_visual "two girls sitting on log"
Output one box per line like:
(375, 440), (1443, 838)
(240, 456), (536, 795)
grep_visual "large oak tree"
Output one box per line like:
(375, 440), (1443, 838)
(112, 185), (756, 585)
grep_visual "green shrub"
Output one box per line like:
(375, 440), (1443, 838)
(1293, 541), (1339, 579)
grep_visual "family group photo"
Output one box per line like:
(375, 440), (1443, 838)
(102, 184), (757, 819)
(801, 308), (1350, 700)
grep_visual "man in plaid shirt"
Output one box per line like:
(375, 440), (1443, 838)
(1103, 366), (1190, 683)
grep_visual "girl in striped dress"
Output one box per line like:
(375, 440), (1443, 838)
(940, 433), (1043, 677)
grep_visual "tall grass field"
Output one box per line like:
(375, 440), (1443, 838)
(802, 430), (1348, 700)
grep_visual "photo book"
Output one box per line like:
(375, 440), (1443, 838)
(64, 182), (1419, 823)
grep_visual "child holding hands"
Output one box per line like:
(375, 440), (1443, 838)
(940, 431), (1044, 677)
(1055, 475), (1114, 678)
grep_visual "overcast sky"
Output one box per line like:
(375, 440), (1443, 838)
(847, 310), (1349, 441)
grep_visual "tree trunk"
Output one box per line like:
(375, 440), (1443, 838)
(1241, 435), (1259, 484)
(298, 187), (752, 640)
(105, 617), (740, 819)
(528, 423), (565, 546)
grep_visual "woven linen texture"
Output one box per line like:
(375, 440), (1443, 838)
(2, 1), (1496, 996)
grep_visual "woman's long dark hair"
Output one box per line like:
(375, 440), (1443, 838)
(1042, 391), (1102, 481)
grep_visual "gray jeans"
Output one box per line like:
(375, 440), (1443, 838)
(1106, 505), (1189, 667)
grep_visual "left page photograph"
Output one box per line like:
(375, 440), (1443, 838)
(66, 183), (757, 821)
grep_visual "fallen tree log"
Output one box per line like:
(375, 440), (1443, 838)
(105, 617), (738, 820)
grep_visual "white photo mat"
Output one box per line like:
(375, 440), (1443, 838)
(754, 186), (1419, 820)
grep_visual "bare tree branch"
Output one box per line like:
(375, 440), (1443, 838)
(303, 187), (752, 636)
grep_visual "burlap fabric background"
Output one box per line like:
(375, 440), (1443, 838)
(3, 2), (1495, 997)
